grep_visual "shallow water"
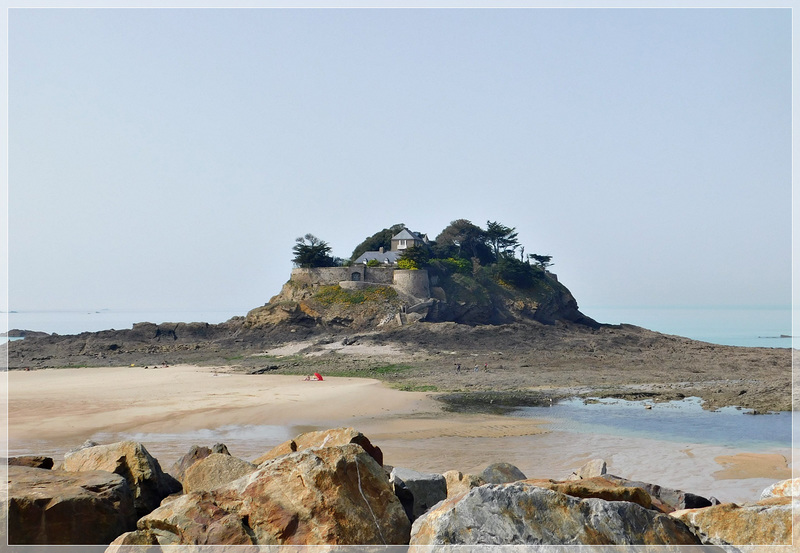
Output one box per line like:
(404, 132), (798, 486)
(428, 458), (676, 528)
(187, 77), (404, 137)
(511, 396), (793, 450)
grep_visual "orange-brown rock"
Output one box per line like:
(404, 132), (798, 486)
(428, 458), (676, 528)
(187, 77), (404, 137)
(8, 466), (136, 545)
(524, 477), (652, 509)
(63, 441), (181, 517)
(671, 497), (793, 546)
(182, 453), (256, 493)
(442, 470), (485, 498)
(169, 445), (214, 483)
(760, 477), (799, 500)
(253, 426), (383, 466)
(133, 491), (256, 546)
(604, 473), (713, 512)
(116, 444), (409, 546)
(106, 530), (160, 548)
(7, 455), (54, 469)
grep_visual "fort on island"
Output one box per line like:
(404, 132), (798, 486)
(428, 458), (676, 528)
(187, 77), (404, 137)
(290, 228), (433, 302)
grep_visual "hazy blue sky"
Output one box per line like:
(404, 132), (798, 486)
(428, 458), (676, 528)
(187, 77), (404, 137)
(6, 7), (792, 320)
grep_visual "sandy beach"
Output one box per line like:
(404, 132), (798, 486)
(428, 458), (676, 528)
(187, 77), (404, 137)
(5, 364), (794, 505)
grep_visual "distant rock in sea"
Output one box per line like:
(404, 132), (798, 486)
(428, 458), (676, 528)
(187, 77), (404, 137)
(1, 329), (49, 338)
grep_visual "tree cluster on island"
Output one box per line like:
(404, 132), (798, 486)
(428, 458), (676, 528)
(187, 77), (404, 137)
(292, 220), (555, 289)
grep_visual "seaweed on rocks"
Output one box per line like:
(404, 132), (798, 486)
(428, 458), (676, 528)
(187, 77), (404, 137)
(436, 390), (565, 414)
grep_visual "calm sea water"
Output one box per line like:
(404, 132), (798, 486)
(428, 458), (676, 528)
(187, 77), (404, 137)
(582, 306), (793, 348)
(1, 306), (794, 348)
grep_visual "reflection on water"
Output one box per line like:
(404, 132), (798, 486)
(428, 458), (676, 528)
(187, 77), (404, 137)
(93, 423), (293, 445)
(88, 424), (318, 465)
(512, 397), (793, 450)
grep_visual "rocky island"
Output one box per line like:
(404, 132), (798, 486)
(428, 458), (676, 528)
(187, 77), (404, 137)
(5, 220), (793, 412)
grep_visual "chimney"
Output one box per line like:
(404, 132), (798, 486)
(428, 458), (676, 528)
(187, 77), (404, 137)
(379, 247), (384, 253)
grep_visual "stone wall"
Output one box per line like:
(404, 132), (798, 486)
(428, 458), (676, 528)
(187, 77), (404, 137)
(364, 267), (395, 284)
(291, 267), (430, 300)
(292, 266), (397, 286)
(291, 268), (351, 285)
(393, 270), (430, 299)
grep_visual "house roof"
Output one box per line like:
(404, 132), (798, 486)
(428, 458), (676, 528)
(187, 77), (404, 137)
(391, 228), (422, 241)
(354, 251), (401, 264)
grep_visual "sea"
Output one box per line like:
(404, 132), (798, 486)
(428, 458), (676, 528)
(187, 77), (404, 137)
(1, 305), (793, 349)
(581, 305), (793, 349)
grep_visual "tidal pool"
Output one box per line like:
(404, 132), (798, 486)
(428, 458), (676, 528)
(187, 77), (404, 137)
(511, 396), (793, 450)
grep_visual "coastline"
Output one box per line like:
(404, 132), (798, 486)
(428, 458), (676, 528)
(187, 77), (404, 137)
(6, 364), (793, 505)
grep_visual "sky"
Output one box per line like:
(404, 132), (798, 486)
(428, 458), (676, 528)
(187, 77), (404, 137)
(4, 6), (794, 322)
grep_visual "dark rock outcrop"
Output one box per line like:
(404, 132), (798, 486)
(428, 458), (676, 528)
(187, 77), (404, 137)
(7, 455), (54, 469)
(390, 467), (448, 522)
(481, 462), (527, 484)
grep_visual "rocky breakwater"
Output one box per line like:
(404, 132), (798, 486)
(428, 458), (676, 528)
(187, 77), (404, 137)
(5, 428), (797, 548)
(6, 440), (180, 545)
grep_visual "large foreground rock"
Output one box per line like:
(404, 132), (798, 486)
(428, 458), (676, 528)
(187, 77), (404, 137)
(118, 444), (410, 545)
(390, 467), (448, 522)
(253, 426), (384, 466)
(8, 465), (136, 545)
(64, 440), (181, 517)
(410, 482), (701, 546)
(182, 453), (257, 493)
(672, 497), (793, 546)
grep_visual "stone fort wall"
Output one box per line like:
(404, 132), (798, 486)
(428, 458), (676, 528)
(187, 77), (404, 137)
(291, 267), (430, 299)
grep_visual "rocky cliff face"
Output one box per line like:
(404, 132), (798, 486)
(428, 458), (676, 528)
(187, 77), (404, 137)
(243, 268), (598, 331)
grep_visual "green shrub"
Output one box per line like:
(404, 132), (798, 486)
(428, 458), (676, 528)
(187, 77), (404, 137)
(494, 256), (538, 288)
(366, 259), (382, 267)
(428, 257), (471, 275)
(443, 257), (471, 274)
(397, 259), (419, 270)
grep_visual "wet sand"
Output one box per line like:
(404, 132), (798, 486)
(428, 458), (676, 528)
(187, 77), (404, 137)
(5, 365), (794, 505)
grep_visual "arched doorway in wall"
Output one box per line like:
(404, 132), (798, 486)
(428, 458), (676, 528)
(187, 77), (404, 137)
(351, 272), (361, 281)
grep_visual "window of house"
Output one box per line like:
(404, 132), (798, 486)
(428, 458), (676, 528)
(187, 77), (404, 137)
(399, 239), (407, 249)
